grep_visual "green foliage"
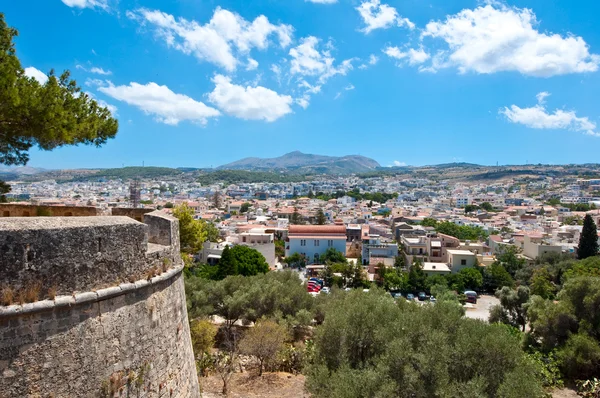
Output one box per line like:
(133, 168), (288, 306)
(197, 170), (308, 185)
(284, 252), (306, 269)
(530, 267), (556, 299)
(185, 270), (313, 329)
(315, 208), (327, 225)
(274, 239), (285, 259)
(464, 204), (480, 213)
(480, 202), (495, 212)
(560, 203), (597, 212)
(526, 351), (564, 388)
(489, 286), (530, 331)
(455, 267), (484, 291)
(321, 248), (346, 264)
(72, 167), (181, 181)
(240, 319), (289, 376)
(578, 378), (600, 397)
(420, 217), (438, 227)
(306, 289), (545, 398)
(173, 203), (218, 254)
(494, 245), (526, 276)
(216, 245), (269, 279)
(322, 261), (367, 289)
(379, 267), (407, 291)
(190, 319), (217, 375)
(435, 221), (488, 241)
(0, 14), (118, 192)
(578, 215), (599, 260)
(240, 202), (251, 213)
(557, 334), (600, 380)
(563, 256), (600, 280)
(407, 259), (427, 292)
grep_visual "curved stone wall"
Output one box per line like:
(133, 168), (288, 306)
(0, 212), (200, 397)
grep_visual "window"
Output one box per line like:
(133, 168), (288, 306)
(301, 239), (306, 247)
(461, 259), (467, 265)
(314, 240), (319, 247)
(328, 239), (333, 247)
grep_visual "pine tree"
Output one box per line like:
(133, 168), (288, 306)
(316, 208), (327, 225)
(0, 14), (118, 195)
(578, 214), (599, 260)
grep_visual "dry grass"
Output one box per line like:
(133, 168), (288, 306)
(21, 281), (42, 303)
(145, 266), (158, 281)
(1, 286), (15, 306)
(47, 285), (58, 300)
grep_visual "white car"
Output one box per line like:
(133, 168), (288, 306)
(321, 287), (331, 294)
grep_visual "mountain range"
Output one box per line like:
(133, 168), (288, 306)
(217, 151), (381, 174)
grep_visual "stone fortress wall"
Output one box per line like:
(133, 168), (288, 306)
(0, 203), (153, 221)
(0, 211), (200, 397)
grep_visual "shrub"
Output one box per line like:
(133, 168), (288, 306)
(1, 285), (15, 306)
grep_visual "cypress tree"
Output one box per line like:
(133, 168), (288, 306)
(578, 214), (599, 260)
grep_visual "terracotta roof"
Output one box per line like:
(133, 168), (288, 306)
(288, 225), (346, 234)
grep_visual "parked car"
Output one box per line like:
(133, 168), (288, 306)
(464, 290), (478, 304)
(429, 296), (437, 303)
(321, 287), (331, 294)
(406, 293), (415, 301)
(392, 292), (403, 300)
(418, 292), (427, 301)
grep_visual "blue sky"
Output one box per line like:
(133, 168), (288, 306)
(5, 0), (600, 169)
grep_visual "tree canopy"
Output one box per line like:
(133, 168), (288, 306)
(0, 13), (118, 197)
(306, 289), (545, 398)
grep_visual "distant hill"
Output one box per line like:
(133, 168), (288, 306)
(218, 151), (381, 174)
(68, 167), (184, 181)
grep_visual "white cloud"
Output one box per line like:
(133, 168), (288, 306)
(296, 96), (310, 109)
(500, 94), (597, 137)
(345, 84), (355, 91)
(289, 36), (356, 83)
(61, 0), (109, 10)
(422, 4), (600, 76)
(384, 46), (430, 65)
(90, 67), (112, 75)
(77, 64), (112, 75)
(129, 7), (294, 72)
(359, 54), (379, 69)
(246, 58), (259, 71)
(208, 74), (293, 122)
(392, 160), (407, 167)
(24, 67), (48, 84)
(99, 81), (220, 125)
(305, 0), (337, 3)
(356, 0), (414, 34)
(536, 91), (550, 105)
(299, 80), (321, 94)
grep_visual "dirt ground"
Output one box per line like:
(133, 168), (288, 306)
(201, 372), (309, 398)
(464, 294), (500, 321)
(200, 371), (579, 398)
(551, 387), (579, 398)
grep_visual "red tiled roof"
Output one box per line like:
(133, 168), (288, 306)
(288, 225), (346, 234)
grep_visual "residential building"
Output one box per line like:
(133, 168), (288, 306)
(361, 234), (398, 265)
(285, 225), (347, 264)
(447, 249), (477, 273)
